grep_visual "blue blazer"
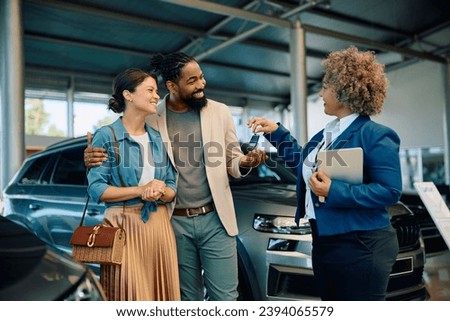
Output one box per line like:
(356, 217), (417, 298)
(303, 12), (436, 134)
(265, 115), (402, 236)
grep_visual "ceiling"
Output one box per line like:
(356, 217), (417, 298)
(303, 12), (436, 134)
(23, 0), (450, 109)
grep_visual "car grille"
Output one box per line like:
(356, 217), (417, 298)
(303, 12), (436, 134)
(391, 214), (421, 252)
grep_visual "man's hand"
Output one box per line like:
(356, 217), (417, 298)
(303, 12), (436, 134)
(84, 131), (107, 168)
(239, 149), (267, 168)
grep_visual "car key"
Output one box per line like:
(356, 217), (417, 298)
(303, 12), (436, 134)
(247, 133), (260, 151)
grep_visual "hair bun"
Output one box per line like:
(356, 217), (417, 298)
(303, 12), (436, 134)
(149, 53), (164, 74)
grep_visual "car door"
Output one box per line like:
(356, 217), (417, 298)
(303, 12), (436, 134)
(5, 143), (105, 255)
(41, 144), (105, 254)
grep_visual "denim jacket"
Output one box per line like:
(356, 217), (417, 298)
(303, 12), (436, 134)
(87, 117), (176, 222)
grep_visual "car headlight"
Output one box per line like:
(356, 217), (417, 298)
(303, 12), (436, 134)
(64, 270), (106, 301)
(253, 214), (311, 235)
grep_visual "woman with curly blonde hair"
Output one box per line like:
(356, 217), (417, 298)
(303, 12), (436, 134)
(248, 46), (401, 300)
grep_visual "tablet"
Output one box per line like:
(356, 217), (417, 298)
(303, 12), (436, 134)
(316, 147), (363, 184)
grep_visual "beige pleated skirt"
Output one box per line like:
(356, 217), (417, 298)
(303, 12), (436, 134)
(100, 203), (180, 301)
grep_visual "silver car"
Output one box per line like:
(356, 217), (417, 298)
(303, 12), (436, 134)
(2, 136), (428, 300)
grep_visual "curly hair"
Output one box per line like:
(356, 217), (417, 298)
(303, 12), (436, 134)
(321, 46), (388, 116)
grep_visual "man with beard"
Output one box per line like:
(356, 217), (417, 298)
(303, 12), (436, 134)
(84, 52), (266, 300)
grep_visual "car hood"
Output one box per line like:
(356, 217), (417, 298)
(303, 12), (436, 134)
(0, 217), (86, 300)
(231, 183), (298, 207)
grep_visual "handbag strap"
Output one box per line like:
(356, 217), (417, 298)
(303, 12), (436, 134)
(78, 126), (126, 227)
(108, 126), (126, 187)
(79, 187), (90, 227)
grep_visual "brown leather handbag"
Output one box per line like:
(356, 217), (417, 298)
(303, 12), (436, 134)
(70, 219), (125, 265)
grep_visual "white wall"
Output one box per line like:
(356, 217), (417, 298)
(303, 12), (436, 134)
(307, 60), (447, 150)
(378, 61), (446, 149)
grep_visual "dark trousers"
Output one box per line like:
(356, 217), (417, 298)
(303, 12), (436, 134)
(310, 219), (399, 301)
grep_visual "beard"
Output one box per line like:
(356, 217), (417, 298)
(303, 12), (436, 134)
(182, 90), (208, 112)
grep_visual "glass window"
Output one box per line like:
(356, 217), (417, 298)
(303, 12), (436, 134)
(25, 91), (68, 137)
(400, 146), (445, 192)
(25, 89), (118, 139)
(51, 146), (87, 186)
(74, 101), (119, 137)
(19, 154), (54, 185)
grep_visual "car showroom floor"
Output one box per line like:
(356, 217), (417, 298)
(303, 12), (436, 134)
(424, 250), (450, 300)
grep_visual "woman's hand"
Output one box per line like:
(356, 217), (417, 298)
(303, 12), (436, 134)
(247, 117), (279, 134)
(308, 168), (332, 200)
(141, 179), (166, 202)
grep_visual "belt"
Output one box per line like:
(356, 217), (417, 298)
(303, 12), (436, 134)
(172, 203), (215, 217)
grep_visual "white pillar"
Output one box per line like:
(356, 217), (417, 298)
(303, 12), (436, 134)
(0, 0), (24, 190)
(289, 19), (308, 145)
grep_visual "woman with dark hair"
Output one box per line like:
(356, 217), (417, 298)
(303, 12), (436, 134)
(87, 68), (180, 300)
(248, 46), (401, 300)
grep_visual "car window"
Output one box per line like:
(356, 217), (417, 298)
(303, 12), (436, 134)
(51, 146), (87, 186)
(19, 154), (53, 185)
